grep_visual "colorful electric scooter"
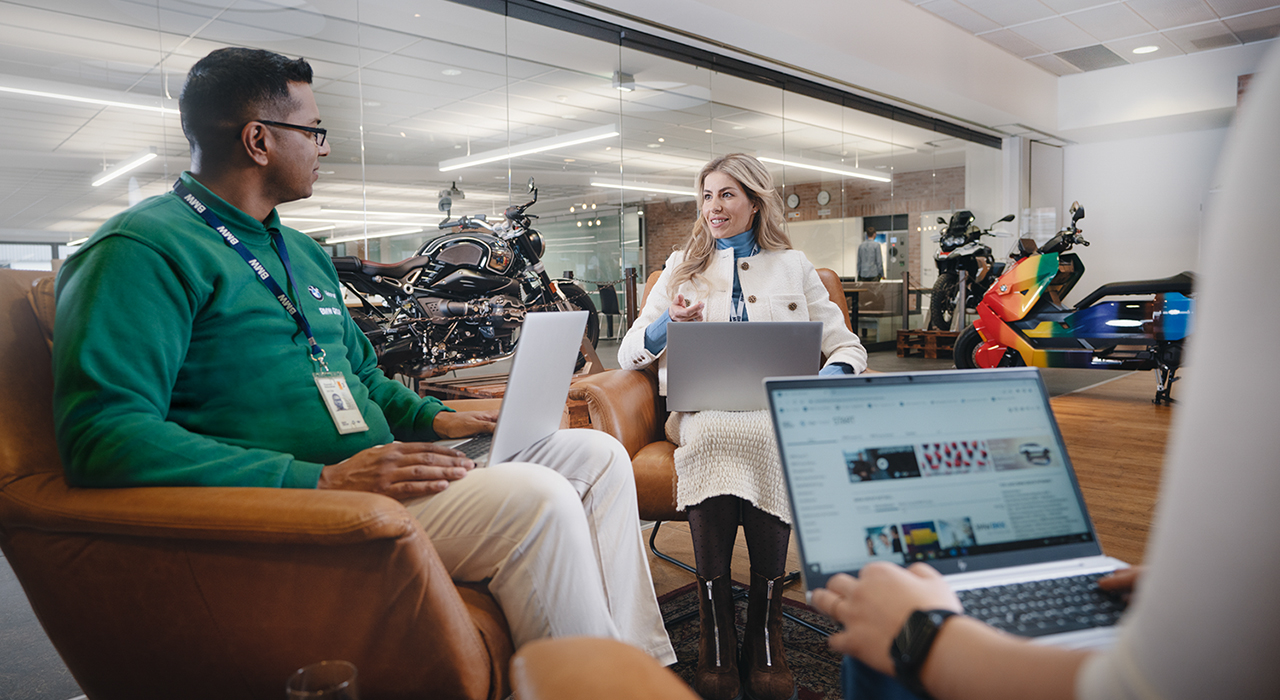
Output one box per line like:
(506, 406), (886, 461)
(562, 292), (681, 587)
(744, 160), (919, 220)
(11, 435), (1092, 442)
(953, 202), (1194, 404)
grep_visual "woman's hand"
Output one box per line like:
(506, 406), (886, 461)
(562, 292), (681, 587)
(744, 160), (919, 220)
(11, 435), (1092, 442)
(669, 293), (705, 322)
(432, 409), (499, 439)
(811, 562), (962, 675)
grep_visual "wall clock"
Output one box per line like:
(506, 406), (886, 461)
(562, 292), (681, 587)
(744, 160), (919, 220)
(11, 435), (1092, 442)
(816, 190), (830, 206)
(786, 193), (800, 208)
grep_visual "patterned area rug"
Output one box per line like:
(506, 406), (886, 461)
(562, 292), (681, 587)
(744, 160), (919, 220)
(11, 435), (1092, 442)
(658, 581), (844, 699)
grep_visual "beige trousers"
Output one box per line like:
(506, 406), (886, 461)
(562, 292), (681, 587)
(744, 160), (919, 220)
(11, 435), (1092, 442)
(405, 429), (676, 664)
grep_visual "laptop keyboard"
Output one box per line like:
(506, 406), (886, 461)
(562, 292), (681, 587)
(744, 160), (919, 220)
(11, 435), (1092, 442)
(956, 572), (1127, 638)
(455, 433), (493, 462)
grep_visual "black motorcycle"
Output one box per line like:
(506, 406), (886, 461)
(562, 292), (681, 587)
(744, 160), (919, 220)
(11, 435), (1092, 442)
(928, 211), (1016, 330)
(331, 181), (598, 379)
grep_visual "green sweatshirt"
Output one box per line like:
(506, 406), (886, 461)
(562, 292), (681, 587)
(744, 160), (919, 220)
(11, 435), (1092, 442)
(52, 172), (449, 489)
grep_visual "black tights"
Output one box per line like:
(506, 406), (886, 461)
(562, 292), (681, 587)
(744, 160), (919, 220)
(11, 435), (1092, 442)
(687, 495), (790, 579)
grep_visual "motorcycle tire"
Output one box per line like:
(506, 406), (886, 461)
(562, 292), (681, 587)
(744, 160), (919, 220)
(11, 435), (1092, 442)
(953, 325), (982, 369)
(557, 283), (600, 348)
(930, 273), (959, 331)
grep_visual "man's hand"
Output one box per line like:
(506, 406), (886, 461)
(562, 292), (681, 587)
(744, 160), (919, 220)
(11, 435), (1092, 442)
(318, 442), (474, 499)
(1097, 566), (1142, 603)
(810, 562), (962, 675)
(669, 293), (705, 323)
(432, 409), (499, 439)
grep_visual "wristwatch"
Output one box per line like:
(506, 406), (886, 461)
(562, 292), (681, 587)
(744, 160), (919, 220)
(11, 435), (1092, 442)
(890, 609), (956, 698)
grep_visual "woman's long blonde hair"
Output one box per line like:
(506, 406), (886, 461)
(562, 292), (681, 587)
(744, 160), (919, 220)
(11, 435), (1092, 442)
(668, 153), (792, 292)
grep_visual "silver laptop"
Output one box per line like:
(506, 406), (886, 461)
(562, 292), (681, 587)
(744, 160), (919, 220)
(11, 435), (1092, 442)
(765, 367), (1129, 649)
(666, 321), (821, 412)
(446, 311), (587, 466)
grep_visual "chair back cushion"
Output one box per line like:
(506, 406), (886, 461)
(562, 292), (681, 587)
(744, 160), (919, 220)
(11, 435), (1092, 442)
(0, 270), (61, 488)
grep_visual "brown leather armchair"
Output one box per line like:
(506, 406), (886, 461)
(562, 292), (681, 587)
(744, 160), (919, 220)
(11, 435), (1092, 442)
(568, 268), (853, 566)
(511, 637), (698, 700)
(0, 269), (513, 700)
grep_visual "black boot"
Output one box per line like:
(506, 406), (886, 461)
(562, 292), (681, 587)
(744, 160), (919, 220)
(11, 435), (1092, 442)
(694, 574), (742, 700)
(740, 570), (796, 700)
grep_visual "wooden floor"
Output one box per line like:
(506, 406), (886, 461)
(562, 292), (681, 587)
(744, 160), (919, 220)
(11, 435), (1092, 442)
(646, 370), (1175, 602)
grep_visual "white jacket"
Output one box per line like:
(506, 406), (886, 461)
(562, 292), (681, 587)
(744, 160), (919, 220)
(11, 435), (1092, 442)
(618, 248), (868, 394)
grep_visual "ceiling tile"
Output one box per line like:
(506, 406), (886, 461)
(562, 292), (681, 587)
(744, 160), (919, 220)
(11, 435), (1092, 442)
(1038, 0), (1114, 12)
(1124, 0), (1219, 29)
(1011, 16), (1098, 52)
(919, 0), (1002, 33)
(1055, 44), (1131, 70)
(1026, 53), (1083, 75)
(1204, 0), (1280, 17)
(1066, 4), (1157, 41)
(979, 28), (1049, 57)
(1102, 34), (1186, 62)
(1161, 20), (1244, 51)
(958, 0), (1057, 26)
(1223, 7), (1280, 42)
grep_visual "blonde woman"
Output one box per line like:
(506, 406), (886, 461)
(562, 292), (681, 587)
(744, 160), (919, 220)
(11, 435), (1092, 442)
(620, 153), (867, 700)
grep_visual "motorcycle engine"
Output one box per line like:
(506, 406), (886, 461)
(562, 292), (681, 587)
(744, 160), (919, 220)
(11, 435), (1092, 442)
(418, 294), (525, 329)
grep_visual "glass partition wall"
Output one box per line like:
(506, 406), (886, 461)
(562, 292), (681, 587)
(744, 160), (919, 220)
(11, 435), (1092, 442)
(0, 0), (1001, 343)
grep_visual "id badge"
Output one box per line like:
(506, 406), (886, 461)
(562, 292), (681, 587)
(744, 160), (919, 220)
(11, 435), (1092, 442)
(314, 372), (369, 434)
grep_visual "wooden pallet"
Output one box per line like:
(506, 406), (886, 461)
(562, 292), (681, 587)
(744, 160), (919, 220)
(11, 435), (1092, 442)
(897, 329), (958, 359)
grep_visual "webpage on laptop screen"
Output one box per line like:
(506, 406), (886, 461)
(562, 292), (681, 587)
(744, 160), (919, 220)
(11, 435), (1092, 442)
(771, 376), (1093, 577)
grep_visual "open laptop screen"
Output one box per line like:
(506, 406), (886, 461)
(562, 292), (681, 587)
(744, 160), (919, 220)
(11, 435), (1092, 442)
(766, 368), (1102, 589)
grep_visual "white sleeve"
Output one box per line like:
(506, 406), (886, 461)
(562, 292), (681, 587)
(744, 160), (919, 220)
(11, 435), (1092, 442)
(1075, 43), (1280, 700)
(617, 251), (682, 370)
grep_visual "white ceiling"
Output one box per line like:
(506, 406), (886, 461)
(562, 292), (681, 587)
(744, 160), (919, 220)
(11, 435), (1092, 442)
(907, 0), (1280, 75)
(0, 0), (978, 245)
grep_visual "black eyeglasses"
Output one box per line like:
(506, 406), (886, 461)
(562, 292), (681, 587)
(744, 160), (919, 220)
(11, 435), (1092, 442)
(255, 119), (327, 146)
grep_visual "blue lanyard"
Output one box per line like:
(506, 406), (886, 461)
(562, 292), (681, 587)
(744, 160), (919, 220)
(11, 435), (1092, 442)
(172, 180), (329, 371)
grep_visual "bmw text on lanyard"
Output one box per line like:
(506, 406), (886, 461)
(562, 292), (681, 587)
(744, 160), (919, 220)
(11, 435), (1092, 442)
(173, 180), (329, 371)
(173, 180), (369, 434)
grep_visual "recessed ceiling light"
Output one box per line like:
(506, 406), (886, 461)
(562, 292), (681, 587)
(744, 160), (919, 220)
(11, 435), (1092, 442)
(705, 129), (713, 133)
(414, 13), (420, 18)
(442, 69), (462, 76)
(657, 137), (665, 142)
(400, 132), (406, 137)
(1132, 46), (1159, 54)
(570, 206), (576, 213)
(605, 146), (612, 151)
(732, 125), (745, 130)
(647, 143), (661, 148)
(564, 158), (576, 163)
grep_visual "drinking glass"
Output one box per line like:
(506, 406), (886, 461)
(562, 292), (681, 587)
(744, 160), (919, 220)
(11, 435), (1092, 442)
(285, 660), (359, 700)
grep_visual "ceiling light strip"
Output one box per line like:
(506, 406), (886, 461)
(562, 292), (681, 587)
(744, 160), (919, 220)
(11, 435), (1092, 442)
(590, 180), (695, 196)
(439, 124), (619, 172)
(757, 156), (890, 183)
(91, 148), (159, 187)
(0, 86), (178, 115)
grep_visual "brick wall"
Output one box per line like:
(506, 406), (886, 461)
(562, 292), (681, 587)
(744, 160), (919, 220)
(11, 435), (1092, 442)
(640, 166), (965, 282)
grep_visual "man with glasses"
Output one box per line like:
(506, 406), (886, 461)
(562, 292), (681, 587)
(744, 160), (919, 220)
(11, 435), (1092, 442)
(51, 47), (675, 664)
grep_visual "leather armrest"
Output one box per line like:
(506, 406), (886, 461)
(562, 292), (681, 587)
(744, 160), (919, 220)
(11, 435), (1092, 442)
(567, 369), (662, 458)
(0, 472), (416, 544)
(511, 637), (697, 700)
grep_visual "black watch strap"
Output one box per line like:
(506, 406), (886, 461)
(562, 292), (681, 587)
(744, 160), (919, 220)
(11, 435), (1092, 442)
(890, 609), (957, 699)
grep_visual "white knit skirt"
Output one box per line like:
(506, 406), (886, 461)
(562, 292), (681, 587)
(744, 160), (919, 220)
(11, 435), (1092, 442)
(665, 409), (792, 524)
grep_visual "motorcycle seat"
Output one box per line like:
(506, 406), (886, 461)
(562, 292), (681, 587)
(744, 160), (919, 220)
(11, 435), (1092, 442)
(1073, 271), (1195, 309)
(332, 256), (427, 279)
